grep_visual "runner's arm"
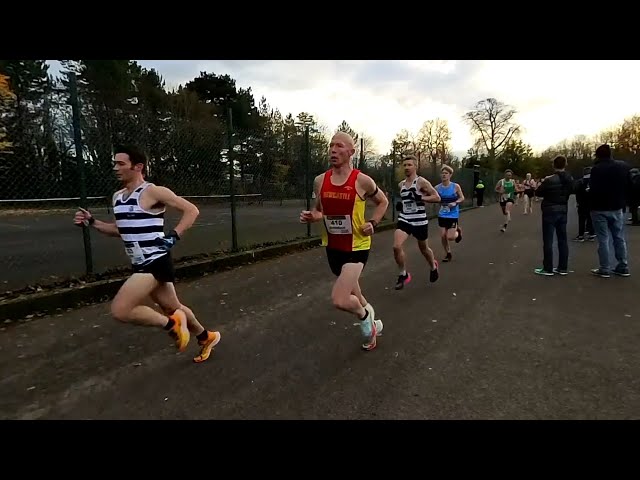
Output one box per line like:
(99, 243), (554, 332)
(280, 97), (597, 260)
(495, 179), (503, 193)
(309, 174), (324, 222)
(92, 219), (120, 237)
(92, 190), (123, 236)
(74, 200), (120, 237)
(148, 186), (200, 237)
(454, 183), (465, 204)
(360, 174), (389, 226)
(418, 178), (441, 203)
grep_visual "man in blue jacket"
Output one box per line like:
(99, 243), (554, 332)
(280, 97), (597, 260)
(589, 144), (631, 278)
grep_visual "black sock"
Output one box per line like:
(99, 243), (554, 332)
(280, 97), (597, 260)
(360, 310), (369, 321)
(196, 330), (209, 342)
(163, 318), (175, 330)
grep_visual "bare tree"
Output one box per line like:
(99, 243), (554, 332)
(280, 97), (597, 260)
(615, 115), (640, 159)
(415, 118), (452, 176)
(390, 128), (413, 158)
(335, 119), (377, 163)
(464, 98), (520, 168)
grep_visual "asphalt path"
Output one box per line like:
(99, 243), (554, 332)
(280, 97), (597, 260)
(1, 199), (639, 419)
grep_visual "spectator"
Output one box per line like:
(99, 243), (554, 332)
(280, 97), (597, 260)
(534, 155), (574, 276)
(573, 166), (596, 242)
(628, 167), (640, 226)
(589, 144), (631, 278)
(475, 179), (485, 207)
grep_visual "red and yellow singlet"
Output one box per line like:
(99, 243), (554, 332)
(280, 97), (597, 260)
(319, 168), (371, 252)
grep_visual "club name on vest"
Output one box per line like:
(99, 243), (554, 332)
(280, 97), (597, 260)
(323, 191), (351, 200)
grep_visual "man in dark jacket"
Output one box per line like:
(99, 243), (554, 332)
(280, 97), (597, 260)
(628, 167), (640, 226)
(589, 144), (631, 278)
(533, 155), (574, 276)
(573, 166), (595, 241)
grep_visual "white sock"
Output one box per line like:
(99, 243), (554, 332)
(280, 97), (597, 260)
(399, 269), (407, 276)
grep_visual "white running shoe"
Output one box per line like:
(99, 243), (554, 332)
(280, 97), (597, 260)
(364, 303), (382, 335)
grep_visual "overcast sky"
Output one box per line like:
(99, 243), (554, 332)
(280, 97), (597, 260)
(48, 60), (640, 156)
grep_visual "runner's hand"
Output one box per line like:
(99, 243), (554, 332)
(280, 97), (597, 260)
(300, 210), (316, 223)
(361, 222), (375, 236)
(74, 207), (93, 227)
(155, 230), (180, 251)
(395, 201), (403, 212)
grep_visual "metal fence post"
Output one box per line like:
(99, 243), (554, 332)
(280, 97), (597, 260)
(69, 72), (93, 275)
(391, 148), (397, 223)
(304, 125), (311, 237)
(227, 108), (238, 251)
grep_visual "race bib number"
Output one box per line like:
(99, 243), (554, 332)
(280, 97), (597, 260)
(324, 215), (352, 235)
(402, 200), (418, 214)
(124, 241), (145, 264)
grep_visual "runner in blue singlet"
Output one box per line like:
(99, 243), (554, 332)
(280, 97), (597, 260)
(434, 165), (465, 262)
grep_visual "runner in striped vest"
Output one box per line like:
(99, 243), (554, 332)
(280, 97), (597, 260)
(393, 155), (441, 290)
(73, 144), (221, 363)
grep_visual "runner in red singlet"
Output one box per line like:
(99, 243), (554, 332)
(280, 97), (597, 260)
(300, 132), (389, 351)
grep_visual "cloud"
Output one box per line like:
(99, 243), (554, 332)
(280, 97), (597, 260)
(47, 59), (640, 156)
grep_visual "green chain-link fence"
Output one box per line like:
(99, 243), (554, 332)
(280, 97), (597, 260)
(0, 72), (503, 296)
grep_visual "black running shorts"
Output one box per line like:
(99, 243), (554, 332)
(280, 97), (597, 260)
(437, 217), (458, 230)
(397, 220), (429, 241)
(326, 248), (370, 277)
(499, 198), (515, 214)
(132, 252), (176, 283)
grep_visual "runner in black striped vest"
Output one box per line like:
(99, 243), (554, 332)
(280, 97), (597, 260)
(393, 155), (441, 290)
(73, 144), (221, 363)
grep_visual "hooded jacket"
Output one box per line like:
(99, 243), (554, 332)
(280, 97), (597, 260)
(589, 158), (631, 211)
(575, 171), (591, 209)
(535, 170), (574, 213)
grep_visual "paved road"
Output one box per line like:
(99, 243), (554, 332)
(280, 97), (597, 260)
(1, 199), (397, 292)
(1, 201), (639, 419)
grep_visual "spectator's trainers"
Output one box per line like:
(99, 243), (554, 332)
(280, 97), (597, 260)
(534, 268), (553, 276)
(613, 267), (630, 277)
(590, 268), (611, 278)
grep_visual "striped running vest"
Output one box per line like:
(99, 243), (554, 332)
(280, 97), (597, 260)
(398, 177), (428, 227)
(436, 182), (460, 218)
(320, 168), (371, 252)
(113, 182), (167, 266)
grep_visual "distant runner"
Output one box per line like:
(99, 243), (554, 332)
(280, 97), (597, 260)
(435, 165), (464, 262)
(393, 155), (441, 289)
(299, 132), (388, 351)
(522, 173), (536, 215)
(496, 169), (516, 232)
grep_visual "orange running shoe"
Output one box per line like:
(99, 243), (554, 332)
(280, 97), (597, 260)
(193, 331), (221, 363)
(168, 309), (190, 352)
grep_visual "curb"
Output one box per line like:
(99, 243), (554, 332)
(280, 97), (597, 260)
(0, 206), (478, 323)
